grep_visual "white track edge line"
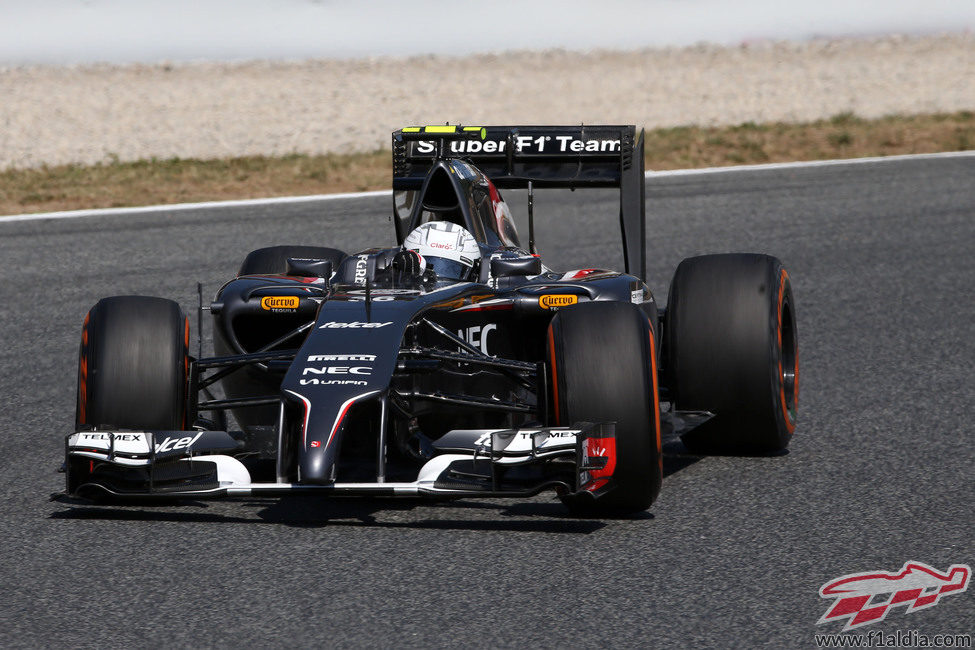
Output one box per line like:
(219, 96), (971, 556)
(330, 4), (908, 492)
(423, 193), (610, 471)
(2, 150), (973, 223)
(0, 189), (392, 223)
(647, 149), (975, 176)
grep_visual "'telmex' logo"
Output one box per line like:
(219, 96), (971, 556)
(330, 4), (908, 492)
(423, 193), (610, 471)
(261, 296), (300, 311)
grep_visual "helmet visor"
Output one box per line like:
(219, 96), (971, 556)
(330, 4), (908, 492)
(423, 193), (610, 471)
(426, 256), (472, 281)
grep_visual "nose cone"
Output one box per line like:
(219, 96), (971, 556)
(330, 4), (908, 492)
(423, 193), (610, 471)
(299, 442), (333, 484)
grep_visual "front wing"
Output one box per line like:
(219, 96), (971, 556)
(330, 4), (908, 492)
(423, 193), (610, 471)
(61, 424), (617, 502)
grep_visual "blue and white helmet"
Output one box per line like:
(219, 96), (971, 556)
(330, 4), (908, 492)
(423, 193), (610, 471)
(403, 222), (480, 281)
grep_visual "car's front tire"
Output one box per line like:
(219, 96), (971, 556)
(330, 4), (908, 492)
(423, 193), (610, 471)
(75, 296), (188, 431)
(547, 301), (663, 515)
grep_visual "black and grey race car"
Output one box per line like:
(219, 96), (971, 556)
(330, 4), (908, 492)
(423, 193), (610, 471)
(62, 125), (799, 515)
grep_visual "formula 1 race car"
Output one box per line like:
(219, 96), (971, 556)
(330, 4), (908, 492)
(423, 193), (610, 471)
(62, 125), (799, 515)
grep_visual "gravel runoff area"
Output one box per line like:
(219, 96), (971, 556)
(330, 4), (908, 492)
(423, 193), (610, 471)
(2, 33), (973, 169)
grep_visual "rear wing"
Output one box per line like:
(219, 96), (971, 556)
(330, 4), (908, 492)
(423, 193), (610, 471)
(391, 125), (646, 281)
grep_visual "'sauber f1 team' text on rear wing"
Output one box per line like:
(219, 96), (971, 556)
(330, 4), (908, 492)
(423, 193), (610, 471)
(391, 125), (647, 281)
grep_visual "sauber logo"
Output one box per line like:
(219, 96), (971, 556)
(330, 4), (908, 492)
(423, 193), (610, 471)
(415, 136), (620, 155)
(818, 561), (971, 631)
(538, 294), (577, 310)
(261, 296), (300, 311)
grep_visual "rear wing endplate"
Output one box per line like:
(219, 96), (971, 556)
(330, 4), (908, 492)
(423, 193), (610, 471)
(391, 125), (646, 281)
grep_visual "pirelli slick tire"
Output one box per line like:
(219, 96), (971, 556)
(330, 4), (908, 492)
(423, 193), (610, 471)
(75, 296), (188, 431)
(547, 302), (663, 515)
(665, 254), (798, 453)
(237, 245), (346, 276)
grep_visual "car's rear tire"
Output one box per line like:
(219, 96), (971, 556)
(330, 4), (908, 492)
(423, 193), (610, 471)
(665, 253), (798, 453)
(547, 302), (663, 515)
(237, 245), (346, 276)
(75, 296), (188, 431)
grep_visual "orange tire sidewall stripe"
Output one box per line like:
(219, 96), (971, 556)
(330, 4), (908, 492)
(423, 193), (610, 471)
(79, 312), (90, 424)
(184, 317), (190, 377)
(648, 325), (662, 475)
(183, 317), (190, 429)
(547, 323), (560, 426)
(777, 269), (796, 434)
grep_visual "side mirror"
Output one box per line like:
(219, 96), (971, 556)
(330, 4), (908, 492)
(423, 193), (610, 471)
(491, 256), (541, 278)
(286, 257), (333, 279)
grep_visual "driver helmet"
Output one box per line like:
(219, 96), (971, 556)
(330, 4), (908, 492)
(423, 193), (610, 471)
(403, 222), (480, 281)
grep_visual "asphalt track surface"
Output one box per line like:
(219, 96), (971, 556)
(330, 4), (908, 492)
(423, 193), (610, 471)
(1, 156), (972, 647)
